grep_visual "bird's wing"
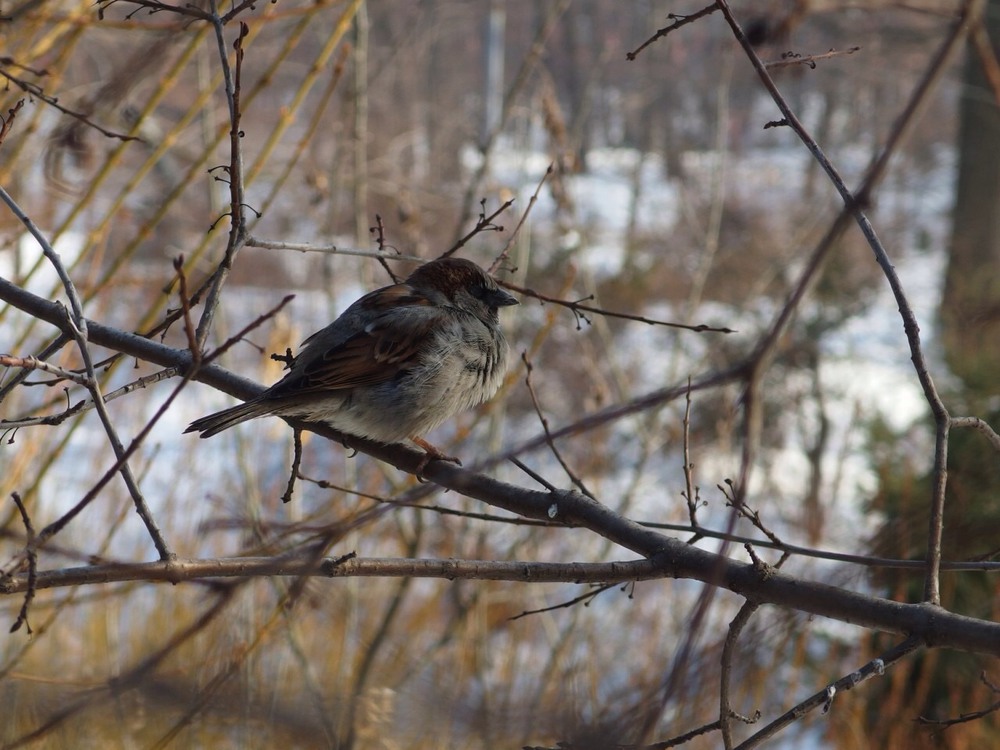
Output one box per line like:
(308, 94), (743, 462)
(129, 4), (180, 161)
(267, 284), (443, 396)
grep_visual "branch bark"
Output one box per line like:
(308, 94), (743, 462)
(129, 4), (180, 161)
(4, 274), (1000, 656)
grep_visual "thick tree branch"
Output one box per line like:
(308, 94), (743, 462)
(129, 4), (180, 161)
(3, 554), (1000, 657)
(4, 276), (1000, 657)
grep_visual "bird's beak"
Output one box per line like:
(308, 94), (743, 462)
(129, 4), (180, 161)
(492, 288), (519, 307)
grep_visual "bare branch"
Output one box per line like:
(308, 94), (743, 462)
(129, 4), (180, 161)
(8, 492), (36, 635)
(509, 583), (615, 621)
(681, 380), (703, 532)
(246, 236), (423, 263)
(714, 0), (984, 606)
(0, 99), (24, 148)
(492, 163), (552, 272)
(281, 429), (304, 504)
(521, 351), (593, 497)
(918, 671), (1000, 727)
(0, 187), (172, 559)
(0, 68), (141, 142)
(0, 354), (91, 387)
(735, 638), (923, 749)
(501, 278), (737, 333)
(951, 416), (1000, 453)
(195, 14), (251, 347)
(626, 4), (720, 61)
(720, 601), (762, 748)
(764, 46), (862, 70)
(441, 197), (515, 259)
(0, 368), (180, 429)
(199, 294), (295, 367)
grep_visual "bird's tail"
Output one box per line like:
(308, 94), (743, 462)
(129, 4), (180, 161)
(184, 400), (271, 438)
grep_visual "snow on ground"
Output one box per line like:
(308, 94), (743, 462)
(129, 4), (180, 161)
(464, 141), (681, 277)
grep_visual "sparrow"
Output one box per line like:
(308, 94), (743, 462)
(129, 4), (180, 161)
(185, 257), (518, 469)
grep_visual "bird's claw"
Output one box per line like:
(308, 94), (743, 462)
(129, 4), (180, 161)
(411, 436), (461, 478)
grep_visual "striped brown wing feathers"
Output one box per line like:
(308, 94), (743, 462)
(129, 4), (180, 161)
(267, 283), (441, 397)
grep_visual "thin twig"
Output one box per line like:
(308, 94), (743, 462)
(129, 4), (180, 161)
(0, 69), (141, 142)
(509, 583), (614, 621)
(195, 14), (251, 347)
(720, 480), (783, 547)
(951, 416), (1000, 453)
(8, 493), (36, 635)
(199, 294), (295, 367)
(0, 99), (25, 148)
(96, 0), (213, 21)
(492, 164), (552, 272)
(497, 365), (746, 465)
(0, 368), (180, 429)
(501, 279), (736, 333)
(521, 351), (593, 497)
(369, 213), (401, 282)
(281, 429), (304, 504)
(918, 671), (1000, 727)
(681, 378), (702, 531)
(764, 46), (861, 70)
(508, 456), (558, 492)
(246, 236), (423, 263)
(626, 4), (720, 61)
(173, 255), (201, 366)
(720, 600), (762, 748)
(0, 355), (91, 387)
(442, 197), (515, 259)
(734, 637), (923, 749)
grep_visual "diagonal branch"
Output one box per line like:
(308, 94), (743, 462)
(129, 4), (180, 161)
(714, 0), (985, 606)
(735, 637), (923, 749)
(0, 187), (172, 560)
(5, 283), (1000, 657)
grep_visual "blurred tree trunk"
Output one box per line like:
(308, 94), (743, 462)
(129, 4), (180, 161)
(481, 0), (505, 146)
(353, 1), (370, 246)
(941, 0), (1000, 396)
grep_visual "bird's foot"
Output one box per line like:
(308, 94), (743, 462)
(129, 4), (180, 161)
(411, 436), (462, 478)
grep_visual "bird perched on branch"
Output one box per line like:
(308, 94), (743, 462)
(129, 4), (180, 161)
(185, 257), (518, 469)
